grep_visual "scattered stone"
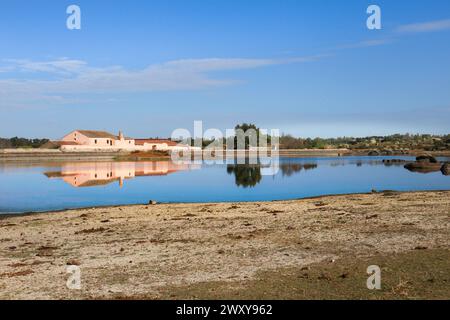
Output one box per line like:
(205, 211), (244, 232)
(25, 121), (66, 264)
(75, 227), (108, 235)
(66, 259), (80, 266)
(37, 246), (58, 251)
(314, 202), (327, 207)
(183, 213), (197, 217)
(148, 200), (157, 205)
(414, 246), (428, 250)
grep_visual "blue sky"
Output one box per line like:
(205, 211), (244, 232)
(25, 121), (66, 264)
(1, 0), (450, 139)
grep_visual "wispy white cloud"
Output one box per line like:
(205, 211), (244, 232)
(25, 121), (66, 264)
(2, 58), (88, 75)
(396, 19), (450, 33)
(337, 38), (392, 50)
(335, 18), (450, 53)
(0, 56), (325, 108)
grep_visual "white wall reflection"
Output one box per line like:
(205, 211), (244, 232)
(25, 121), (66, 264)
(44, 161), (200, 188)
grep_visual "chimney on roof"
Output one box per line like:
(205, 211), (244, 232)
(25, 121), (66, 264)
(119, 130), (124, 141)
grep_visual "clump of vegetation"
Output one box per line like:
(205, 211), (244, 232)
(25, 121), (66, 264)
(116, 150), (170, 161)
(0, 137), (49, 149)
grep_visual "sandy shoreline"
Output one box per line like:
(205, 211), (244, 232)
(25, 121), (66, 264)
(0, 191), (449, 299)
(2, 189), (449, 218)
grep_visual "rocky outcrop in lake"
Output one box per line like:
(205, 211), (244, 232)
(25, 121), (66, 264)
(416, 155), (438, 163)
(404, 156), (447, 175)
(441, 163), (450, 176)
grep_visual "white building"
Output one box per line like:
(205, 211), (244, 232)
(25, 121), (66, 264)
(57, 130), (200, 152)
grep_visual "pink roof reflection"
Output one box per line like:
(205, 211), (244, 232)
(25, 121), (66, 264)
(44, 161), (200, 188)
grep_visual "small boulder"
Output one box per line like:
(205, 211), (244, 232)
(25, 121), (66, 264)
(416, 155), (438, 163)
(441, 163), (450, 176)
(66, 259), (81, 266)
(148, 200), (158, 205)
(368, 150), (380, 156)
(404, 162), (442, 173)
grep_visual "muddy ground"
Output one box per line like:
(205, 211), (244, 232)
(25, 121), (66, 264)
(0, 191), (449, 300)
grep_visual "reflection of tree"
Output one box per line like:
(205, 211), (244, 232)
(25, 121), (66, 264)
(279, 163), (317, 177)
(227, 164), (262, 188)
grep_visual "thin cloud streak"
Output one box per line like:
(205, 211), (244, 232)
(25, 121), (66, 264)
(396, 19), (450, 33)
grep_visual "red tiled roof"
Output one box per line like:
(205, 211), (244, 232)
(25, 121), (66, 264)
(76, 130), (118, 139)
(134, 139), (178, 146)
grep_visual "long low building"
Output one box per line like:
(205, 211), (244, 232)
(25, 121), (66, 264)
(47, 130), (200, 152)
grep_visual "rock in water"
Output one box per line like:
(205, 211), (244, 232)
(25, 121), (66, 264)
(416, 155), (438, 163)
(441, 163), (450, 176)
(405, 162), (442, 173)
(148, 200), (158, 205)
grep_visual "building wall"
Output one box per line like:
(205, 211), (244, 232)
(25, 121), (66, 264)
(62, 131), (90, 145)
(62, 131), (116, 147)
(60, 144), (200, 152)
(114, 139), (135, 148)
(60, 131), (199, 152)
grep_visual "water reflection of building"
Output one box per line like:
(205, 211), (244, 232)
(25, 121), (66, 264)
(44, 161), (199, 188)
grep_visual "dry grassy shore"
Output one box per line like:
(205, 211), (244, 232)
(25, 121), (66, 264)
(0, 191), (449, 300)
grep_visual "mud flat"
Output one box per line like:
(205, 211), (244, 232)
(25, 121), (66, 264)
(0, 191), (449, 300)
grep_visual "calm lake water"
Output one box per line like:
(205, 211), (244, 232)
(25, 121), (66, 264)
(1, 156), (449, 214)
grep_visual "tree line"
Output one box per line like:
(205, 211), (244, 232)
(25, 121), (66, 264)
(0, 137), (49, 149)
